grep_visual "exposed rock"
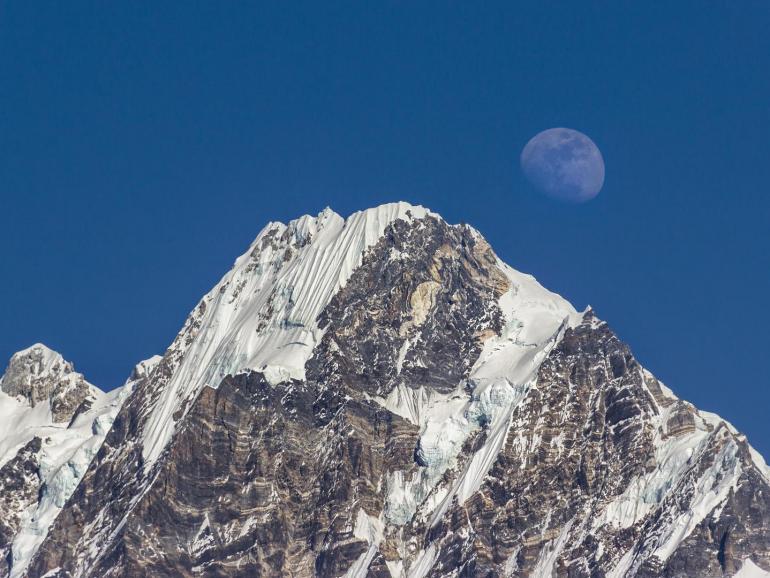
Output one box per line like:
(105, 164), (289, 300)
(0, 438), (42, 576)
(311, 216), (508, 398)
(69, 372), (418, 576)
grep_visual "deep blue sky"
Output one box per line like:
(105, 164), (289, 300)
(2, 3), (769, 454)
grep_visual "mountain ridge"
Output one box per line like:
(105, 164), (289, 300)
(2, 202), (768, 577)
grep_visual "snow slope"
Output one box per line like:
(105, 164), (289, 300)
(736, 560), (770, 578)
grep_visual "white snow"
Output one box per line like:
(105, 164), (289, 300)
(699, 409), (770, 484)
(0, 392), (56, 469)
(405, 543), (440, 578)
(530, 519), (574, 578)
(130, 202), (584, 572)
(190, 514), (216, 556)
(9, 202), (765, 576)
(502, 546), (522, 577)
(131, 355), (163, 380)
(1, 344), (76, 389)
(342, 509), (385, 578)
(606, 549), (636, 578)
(386, 560), (404, 578)
(735, 559), (770, 578)
(593, 399), (715, 532)
(652, 429), (742, 562)
(0, 344), (99, 468)
(372, 238), (770, 571)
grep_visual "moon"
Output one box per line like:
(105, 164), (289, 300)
(520, 128), (605, 202)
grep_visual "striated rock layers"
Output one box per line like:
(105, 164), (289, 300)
(4, 203), (768, 578)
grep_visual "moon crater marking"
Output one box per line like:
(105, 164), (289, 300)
(520, 127), (605, 202)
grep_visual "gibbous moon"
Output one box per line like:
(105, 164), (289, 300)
(520, 128), (605, 202)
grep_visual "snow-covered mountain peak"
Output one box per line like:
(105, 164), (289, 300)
(0, 368), (134, 578)
(7, 342), (60, 361)
(15, 202), (770, 578)
(235, 202), (435, 265)
(207, 201), (436, 382)
(2, 343), (74, 389)
(140, 201), (437, 466)
(0, 344), (99, 423)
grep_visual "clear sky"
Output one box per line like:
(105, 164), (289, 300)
(1, 3), (769, 454)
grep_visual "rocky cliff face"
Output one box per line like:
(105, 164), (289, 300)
(8, 203), (770, 577)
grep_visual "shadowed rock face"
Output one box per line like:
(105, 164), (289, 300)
(309, 216), (509, 399)
(0, 438), (42, 576)
(23, 210), (770, 578)
(78, 373), (418, 577)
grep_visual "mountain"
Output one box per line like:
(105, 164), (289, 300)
(0, 345), (156, 577)
(3, 202), (769, 577)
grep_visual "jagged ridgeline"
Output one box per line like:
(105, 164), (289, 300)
(1, 203), (768, 578)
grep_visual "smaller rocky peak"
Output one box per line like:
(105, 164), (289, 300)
(0, 344), (100, 423)
(1, 343), (72, 401)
